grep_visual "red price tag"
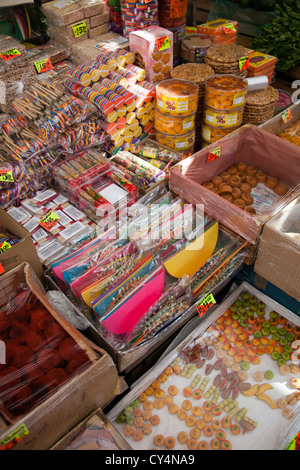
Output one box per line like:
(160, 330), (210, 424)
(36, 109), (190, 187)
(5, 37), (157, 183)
(282, 108), (292, 123)
(207, 146), (221, 162)
(34, 58), (53, 74)
(239, 56), (249, 71)
(156, 35), (170, 52)
(39, 211), (60, 231)
(196, 293), (216, 318)
(0, 48), (21, 61)
(0, 263), (4, 275)
(222, 23), (236, 34)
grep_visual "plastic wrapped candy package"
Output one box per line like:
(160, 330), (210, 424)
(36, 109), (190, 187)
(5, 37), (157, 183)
(121, 0), (159, 38)
(0, 267), (97, 422)
(109, 282), (300, 450)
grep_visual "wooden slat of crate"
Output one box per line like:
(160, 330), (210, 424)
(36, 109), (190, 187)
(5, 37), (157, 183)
(193, 0), (215, 26)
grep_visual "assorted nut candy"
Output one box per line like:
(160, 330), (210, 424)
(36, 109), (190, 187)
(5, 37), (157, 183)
(113, 284), (300, 450)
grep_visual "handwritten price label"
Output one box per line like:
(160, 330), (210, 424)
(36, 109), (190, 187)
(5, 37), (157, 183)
(34, 58), (53, 74)
(0, 170), (14, 182)
(72, 21), (88, 37)
(0, 424), (29, 450)
(39, 211), (60, 231)
(239, 56), (249, 71)
(282, 108), (292, 123)
(0, 48), (21, 61)
(196, 292), (216, 318)
(156, 35), (171, 52)
(207, 146), (221, 162)
(0, 241), (12, 254)
(222, 23), (236, 34)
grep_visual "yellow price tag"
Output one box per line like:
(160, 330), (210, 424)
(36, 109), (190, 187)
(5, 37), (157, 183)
(0, 241), (12, 253)
(156, 35), (171, 52)
(0, 424), (29, 450)
(282, 108), (292, 123)
(0, 170), (14, 182)
(72, 21), (88, 37)
(34, 58), (53, 74)
(0, 48), (21, 61)
(196, 292), (216, 317)
(39, 211), (60, 231)
(239, 56), (249, 71)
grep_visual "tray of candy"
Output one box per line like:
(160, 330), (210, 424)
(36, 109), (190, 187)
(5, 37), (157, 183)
(108, 282), (300, 450)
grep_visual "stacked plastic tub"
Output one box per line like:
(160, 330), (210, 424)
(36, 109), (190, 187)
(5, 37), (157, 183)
(158, 0), (188, 67)
(201, 74), (248, 147)
(155, 78), (199, 156)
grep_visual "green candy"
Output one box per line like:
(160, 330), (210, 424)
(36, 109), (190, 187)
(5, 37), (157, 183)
(278, 328), (286, 336)
(284, 345), (292, 354)
(235, 299), (242, 307)
(125, 415), (134, 424)
(279, 337), (288, 346)
(286, 333), (294, 342)
(241, 361), (250, 370)
(270, 326), (278, 334)
(116, 413), (126, 423)
(254, 331), (262, 339)
(264, 370), (274, 380)
(240, 313), (248, 321)
(232, 313), (239, 320)
(238, 306), (247, 315)
(262, 321), (270, 329)
(250, 296), (258, 304)
(277, 358), (286, 367)
(282, 352), (290, 361)
(243, 300), (250, 307)
(271, 351), (280, 361)
(272, 333), (280, 341)
(240, 320), (248, 328)
(262, 327), (270, 336)
(269, 311), (278, 319)
(257, 309), (265, 317)
(230, 305), (237, 313)
(124, 406), (133, 416)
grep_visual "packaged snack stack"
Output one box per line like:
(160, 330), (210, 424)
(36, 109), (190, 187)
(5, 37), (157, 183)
(204, 44), (251, 78)
(158, 0), (188, 66)
(155, 78), (199, 156)
(247, 51), (278, 84)
(105, 0), (123, 33)
(129, 25), (173, 84)
(202, 74), (248, 147)
(0, 38), (36, 113)
(41, 0), (110, 48)
(70, 33), (129, 65)
(121, 0), (159, 38)
(171, 63), (215, 151)
(181, 34), (215, 64)
(197, 18), (238, 45)
(242, 86), (279, 126)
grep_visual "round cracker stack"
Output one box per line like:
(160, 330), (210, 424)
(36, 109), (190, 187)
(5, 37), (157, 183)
(243, 86), (279, 125)
(204, 44), (249, 78)
(171, 63), (215, 150)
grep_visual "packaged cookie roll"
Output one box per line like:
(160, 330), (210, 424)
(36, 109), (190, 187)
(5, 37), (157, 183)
(129, 26), (173, 85)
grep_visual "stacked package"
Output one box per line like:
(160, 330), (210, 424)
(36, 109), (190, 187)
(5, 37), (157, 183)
(41, 0), (110, 49)
(247, 51), (277, 84)
(65, 46), (157, 152)
(105, 0), (123, 33)
(204, 44), (251, 79)
(171, 63), (215, 151)
(120, 0), (159, 38)
(70, 32), (129, 65)
(242, 86), (279, 126)
(197, 18), (238, 45)
(0, 38), (36, 113)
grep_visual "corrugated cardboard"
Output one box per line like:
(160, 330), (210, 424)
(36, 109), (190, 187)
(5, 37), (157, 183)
(51, 408), (132, 450)
(0, 263), (122, 450)
(254, 197), (300, 302)
(0, 208), (44, 281)
(169, 125), (300, 244)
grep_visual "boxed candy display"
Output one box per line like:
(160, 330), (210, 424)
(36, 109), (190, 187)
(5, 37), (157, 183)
(108, 282), (300, 450)
(0, 263), (121, 450)
(129, 26), (173, 84)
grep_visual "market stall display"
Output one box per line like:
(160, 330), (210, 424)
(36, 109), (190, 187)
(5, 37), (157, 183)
(109, 282), (300, 450)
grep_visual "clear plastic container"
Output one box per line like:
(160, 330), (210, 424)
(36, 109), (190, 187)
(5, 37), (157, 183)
(201, 122), (240, 144)
(205, 74), (248, 111)
(156, 128), (195, 154)
(203, 105), (244, 128)
(156, 79), (199, 116)
(154, 108), (196, 135)
(181, 34), (215, 63)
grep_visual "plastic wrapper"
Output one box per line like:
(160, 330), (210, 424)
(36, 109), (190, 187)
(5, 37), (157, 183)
(197, 18), (238, 45)
(158, 0), (187, 28)
(254, 196), (300, 303)
(46, 290), (90, 330)
(41, 0), (108, 27)
(156, 79), (199, 116)
(70, 34), (129, 65)
(0, 272), (96, 422)
(205, 74), (248, 111)
(203, 105), (244, 129)
(121, 0), (159, 38)
(11, 81), (96, 145)
(108, 281), (300, 450)
(26, 44), (68, 66)
(169, 125), (300, 244)
(156, 129), (195, 155)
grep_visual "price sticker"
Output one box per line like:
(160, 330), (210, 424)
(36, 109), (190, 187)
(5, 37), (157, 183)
(72, 21), (88, 37)
(0, 263), (4, 275)
(0, 170), (14, 182)
(0, 424), (29, 450)
(196, 292), (216, 318)
(34, 58), (53, 74)
(156, 35), (171, 52)
(0, 241), (12, 254)
(282, 108), (292, 123)
(39, 211), (60, 231)
(0, 48), (21, 61)
(207, 146), (221, 162)
(239, 56), (249, 71)
(222, 23), (236, 34)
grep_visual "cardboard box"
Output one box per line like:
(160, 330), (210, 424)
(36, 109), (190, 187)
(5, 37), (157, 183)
(51, 408), (132, 450)
(260, 101), (300, 136)
(0, 208), (44, 281)
(169, 125), (300, 244)
(0, 263), (122, 450)
(254, 196), (300, 302)
(129, 26), (173, 84)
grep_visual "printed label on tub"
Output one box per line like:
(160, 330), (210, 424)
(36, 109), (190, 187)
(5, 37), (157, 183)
(182, 117), (194, 130)
(233, 92), (246, 107)
(157, 96), (189, 114)
(205, 110), (238, 127)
